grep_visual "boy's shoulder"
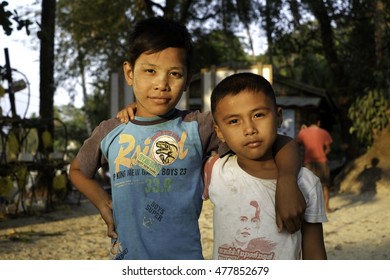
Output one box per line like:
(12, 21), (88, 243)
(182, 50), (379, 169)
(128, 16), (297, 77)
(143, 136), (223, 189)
(298, 167), (321, 186)
(99, 118), (122, 129)
(298, 167), (324, 201)
(84, 118), (123, 146)
(299, 167), (328, 223)
(91, 118), (122, 137)
(177, 109), (212, 122)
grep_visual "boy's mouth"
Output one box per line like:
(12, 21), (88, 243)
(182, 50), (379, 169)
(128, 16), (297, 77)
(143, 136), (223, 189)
(149, 96), (171, 104)
(244, 140), (262, 148)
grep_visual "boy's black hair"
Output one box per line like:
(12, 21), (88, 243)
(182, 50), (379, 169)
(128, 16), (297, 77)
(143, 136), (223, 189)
(211, 72), (276, 116)
(308, 112), (321, 125)
(128, 17), (193, 73)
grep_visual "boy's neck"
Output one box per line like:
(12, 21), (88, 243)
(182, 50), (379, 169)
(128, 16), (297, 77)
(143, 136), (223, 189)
(135, 108), (177, 120)
(310, 121), (320, 127)
(236, 157), (278, 180)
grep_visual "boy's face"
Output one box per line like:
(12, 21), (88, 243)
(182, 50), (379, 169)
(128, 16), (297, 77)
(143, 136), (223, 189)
(213, 90), (282, 162)
(123, 47), (189, 117)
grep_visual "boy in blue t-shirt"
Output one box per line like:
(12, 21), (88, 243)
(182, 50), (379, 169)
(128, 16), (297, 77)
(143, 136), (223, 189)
(69, 17), (305, 260)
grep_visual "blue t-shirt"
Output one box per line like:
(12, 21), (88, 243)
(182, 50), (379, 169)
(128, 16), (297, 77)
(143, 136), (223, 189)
(76, 109), (226, 259)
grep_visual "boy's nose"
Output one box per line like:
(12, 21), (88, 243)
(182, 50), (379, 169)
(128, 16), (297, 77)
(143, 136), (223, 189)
(154, 75), (169, 91)
(244, 122), (258, 136)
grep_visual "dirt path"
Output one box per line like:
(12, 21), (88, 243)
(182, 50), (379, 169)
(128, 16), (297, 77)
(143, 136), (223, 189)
(0, 189), (389, 260)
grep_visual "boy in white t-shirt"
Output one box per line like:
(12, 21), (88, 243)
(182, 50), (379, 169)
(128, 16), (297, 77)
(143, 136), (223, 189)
(203, 73), (327, 260)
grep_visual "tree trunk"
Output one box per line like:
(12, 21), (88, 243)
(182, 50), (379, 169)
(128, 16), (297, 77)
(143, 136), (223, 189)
(39, 0), (56, 211)
(264, 0), (274, 65)
(372, 0), (389, 93)
(39, 0), (56, 143)
(77, 47), (92, 135)
(303, 0), (362, 159)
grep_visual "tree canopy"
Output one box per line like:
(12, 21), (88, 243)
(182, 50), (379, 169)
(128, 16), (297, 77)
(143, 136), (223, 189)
(2, 0), (389, 159)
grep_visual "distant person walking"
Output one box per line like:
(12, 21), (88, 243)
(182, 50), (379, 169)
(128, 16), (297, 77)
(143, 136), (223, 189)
(297, 114), (333, 213)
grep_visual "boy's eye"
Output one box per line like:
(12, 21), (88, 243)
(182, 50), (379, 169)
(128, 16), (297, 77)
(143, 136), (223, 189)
(254, 113), (265, 118)
(170, 71), (183, 78)
(228, 119), (238, 125)
(145, 69), (156, 74)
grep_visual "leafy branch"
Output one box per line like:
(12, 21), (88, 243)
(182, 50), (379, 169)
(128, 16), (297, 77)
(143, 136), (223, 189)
(348, 89), (388, 147)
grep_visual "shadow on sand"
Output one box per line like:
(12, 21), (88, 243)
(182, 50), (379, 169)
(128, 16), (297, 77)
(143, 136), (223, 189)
(0, 198), (98, 230)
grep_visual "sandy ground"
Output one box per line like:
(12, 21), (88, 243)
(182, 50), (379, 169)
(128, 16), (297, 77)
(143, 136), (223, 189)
(0, 188), (389, 260)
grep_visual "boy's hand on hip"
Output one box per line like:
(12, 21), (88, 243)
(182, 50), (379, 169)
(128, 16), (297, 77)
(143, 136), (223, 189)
(99, 202), (118, 239)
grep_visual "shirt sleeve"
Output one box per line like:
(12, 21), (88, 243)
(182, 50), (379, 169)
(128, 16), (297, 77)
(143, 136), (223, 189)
(76, 118), (121, 178)
(202, 155), (219, 200)
(299, 168), (328, 223)
(324, 130), (333, 145)
(196, 111), (230, 157)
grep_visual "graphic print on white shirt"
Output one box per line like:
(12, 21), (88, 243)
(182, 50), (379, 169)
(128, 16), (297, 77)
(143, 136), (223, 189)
(205, 154), (327, 260)
(216, 199), (277, 260)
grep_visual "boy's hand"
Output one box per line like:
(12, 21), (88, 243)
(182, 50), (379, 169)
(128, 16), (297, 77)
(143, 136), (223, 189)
(275, 176), (306, 233)
(99, 202), (117, 239)
(116, 103), (137, 123)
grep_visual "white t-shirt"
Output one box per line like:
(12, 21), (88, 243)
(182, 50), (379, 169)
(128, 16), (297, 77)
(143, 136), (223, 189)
(204, 154), (327, 260)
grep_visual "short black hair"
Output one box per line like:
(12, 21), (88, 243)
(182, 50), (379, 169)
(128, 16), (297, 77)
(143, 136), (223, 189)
(308, 112), (321, 124)
(128, 17), (193, 73)
(211, 72), (276, 116)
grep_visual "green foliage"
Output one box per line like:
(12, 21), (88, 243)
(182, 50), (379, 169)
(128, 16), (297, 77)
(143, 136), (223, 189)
(0, 1), (32, 35)
(192, 29), (251, 72)
(55, 105), (89, 150)
(7, 0), (390, 157)
(271, 21), (330, 85)
(84, 86), (110, 128)
(348, 89), (389, 147)
(56, 0), (131, 88)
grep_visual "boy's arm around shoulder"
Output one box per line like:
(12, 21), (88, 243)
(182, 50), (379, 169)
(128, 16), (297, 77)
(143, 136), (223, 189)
(116, 103), (137, 123)
(273, 134), (306, 234)
(69, 159), (117, 239)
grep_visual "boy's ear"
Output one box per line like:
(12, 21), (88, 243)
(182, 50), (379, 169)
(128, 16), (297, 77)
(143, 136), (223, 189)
(123, 61), (134, 86)
(276, 107), (283, 128)
(213, 124), (226, 143)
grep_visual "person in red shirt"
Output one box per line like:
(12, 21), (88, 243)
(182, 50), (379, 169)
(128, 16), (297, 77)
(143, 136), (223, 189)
(297, 114), (333, 213)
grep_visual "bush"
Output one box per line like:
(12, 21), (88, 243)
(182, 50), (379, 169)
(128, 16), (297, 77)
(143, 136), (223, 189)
(348, 89), (388, 147)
